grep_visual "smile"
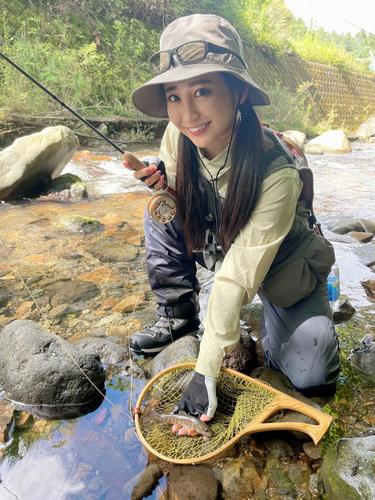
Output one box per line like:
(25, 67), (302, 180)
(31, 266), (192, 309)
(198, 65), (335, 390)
(188, 122), (210, 135)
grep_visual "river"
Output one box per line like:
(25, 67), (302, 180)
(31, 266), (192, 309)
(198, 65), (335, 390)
(0, 141), (375, 499)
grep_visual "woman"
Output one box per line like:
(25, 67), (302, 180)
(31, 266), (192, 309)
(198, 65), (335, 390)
(124, 14), (340, 433)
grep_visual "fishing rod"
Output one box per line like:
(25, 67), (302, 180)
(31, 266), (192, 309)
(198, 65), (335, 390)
(0, 51), (125, 154)
(0, 51), (178, 222)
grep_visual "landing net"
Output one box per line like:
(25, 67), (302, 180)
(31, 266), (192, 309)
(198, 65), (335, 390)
(139, 365), (276, 461)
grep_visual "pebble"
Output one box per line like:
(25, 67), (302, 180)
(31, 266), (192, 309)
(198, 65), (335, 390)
(308, 473), (324, 497)
(96, 313), (123, 326)
(303, 442), (323, 460)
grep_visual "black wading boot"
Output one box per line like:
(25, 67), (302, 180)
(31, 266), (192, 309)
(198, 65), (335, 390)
(129, 315), (201, 354)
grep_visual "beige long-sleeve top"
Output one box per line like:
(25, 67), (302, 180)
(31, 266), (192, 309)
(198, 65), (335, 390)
(159, 122), (303, 378)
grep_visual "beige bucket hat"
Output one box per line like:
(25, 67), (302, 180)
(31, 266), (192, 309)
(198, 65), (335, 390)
(131, 14), (270, 118)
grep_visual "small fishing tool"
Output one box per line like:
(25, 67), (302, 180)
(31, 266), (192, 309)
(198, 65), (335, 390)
(134, 362), (332, 464)
(0, 51), (178, 223)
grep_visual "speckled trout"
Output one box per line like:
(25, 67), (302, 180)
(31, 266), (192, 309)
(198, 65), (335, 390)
(143, 408), (212, 437)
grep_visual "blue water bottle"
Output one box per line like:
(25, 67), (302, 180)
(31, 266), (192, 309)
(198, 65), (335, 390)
(327, 262), (340, 307)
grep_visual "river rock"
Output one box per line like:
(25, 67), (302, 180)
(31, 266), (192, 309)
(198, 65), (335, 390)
(169, 465), (218, 500)
(73, 337), (129, 364)
(332, 298), (356, 323)
(222, 337), (258, 375)
(353, 242), (375, 267)
(220, 458), (267, 499)
(150, 335), (200, 378)
(355, 115), (375, 140)
(348, 231), (374, 243)
(309, 473), (324, 496)
(120, 359), (147, 379)
(87, 241), (138, 262)
(130, 464), (163, 500)
(0, 126), (78, 201)
(54, 214), (102, 233)
(349, 334), (375, 376)
(264, 438), (294, 458)
(361, 280), (375, 302)
(305, 143), (324, 155)
(0, 320), (105, 410)
(0, 288), (11, 308)
(281, 130), (306, 146)
(36, 173), (88, 201)
(327, 217), (375, 235)
(0, 399), (14, 443)
(45, 279), (99, 308)
(308, 130), (352, 153)
(321, 435), (375, 500)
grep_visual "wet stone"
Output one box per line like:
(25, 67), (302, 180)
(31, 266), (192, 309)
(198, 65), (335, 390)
(96, 313), (123, 327)
(54, 214), (102, 233)
(353, 242), (375, 267)
(0, 400), (14, 443)
(349, 334), (375, 376)
(87, 242), (138, 263)
(150, 335), (200, 378)
(287, 463), (309, 485)
(360, 279), (375, 303)
(0, 289), (11, 308)
(348, 231), (374, 243)
(309, 473), (324, 497)
(47, 280), (99, 308)
(120, 359), (146, 379)
(264, 438), (294, 458)
(37, 173), (88, 201)
(112, 293), (146, 313)
(270, 468), (295, 496)
(222, 337), (258, 375)
(73, 337), (129, 364)
(169, 464), (218, 500)
(332, 298), (356, 323)
(48, 303), (79, 319)
(303, 442), (323, 459)
(130, 464), (163, 500)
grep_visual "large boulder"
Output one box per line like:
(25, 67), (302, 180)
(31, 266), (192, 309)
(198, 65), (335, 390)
(321, 436), (375, 500)
(0, 126), (78, 201)
(0, 320), (105, 418)
(355, 115), (375, 140)
(308, 130), (352, 153)
(281, 130), (306, 147)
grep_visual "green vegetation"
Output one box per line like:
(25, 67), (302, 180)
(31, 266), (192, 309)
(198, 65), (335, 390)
(0, 0), (374, 137)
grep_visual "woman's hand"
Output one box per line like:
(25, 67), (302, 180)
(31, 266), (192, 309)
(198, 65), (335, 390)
(171, 371), (217, 436)
(123, 155), (165, 190)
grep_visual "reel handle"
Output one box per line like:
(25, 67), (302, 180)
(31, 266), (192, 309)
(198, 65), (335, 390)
(123, 151), (178, 224)
(123, 151), (177, 198)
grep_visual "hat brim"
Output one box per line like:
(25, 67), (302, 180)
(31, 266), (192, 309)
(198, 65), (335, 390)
(131, 63), (270, 118)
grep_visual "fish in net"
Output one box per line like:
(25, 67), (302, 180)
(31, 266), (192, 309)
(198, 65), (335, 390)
(134, 363), (332, 464)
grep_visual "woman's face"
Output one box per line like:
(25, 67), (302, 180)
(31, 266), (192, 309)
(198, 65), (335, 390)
(164, 73), (245, 160)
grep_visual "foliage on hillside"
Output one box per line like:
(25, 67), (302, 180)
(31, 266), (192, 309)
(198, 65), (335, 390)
(0, 0), (374, 138)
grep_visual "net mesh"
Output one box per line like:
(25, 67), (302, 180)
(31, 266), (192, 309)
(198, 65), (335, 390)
(139, 366), (276, 461)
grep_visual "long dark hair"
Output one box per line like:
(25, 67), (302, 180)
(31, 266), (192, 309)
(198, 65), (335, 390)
(176, 73), (267, 255)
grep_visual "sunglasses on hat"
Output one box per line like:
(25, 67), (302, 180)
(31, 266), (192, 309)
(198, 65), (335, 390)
(149, 40), (247, 76)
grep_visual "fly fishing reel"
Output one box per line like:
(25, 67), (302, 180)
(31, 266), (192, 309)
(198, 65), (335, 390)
(147, 191), (177, 224)
(123, 151), (178, 225)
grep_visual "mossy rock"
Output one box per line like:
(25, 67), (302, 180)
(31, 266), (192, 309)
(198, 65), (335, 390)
(321, 436), (375, 500)
(54, 214), (102, 233)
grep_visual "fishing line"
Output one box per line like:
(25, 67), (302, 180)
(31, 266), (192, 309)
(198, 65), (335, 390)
(0, 235), (136, 421)
(55, 408), (115, 500)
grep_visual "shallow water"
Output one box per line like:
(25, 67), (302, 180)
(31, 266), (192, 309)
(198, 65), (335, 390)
(0, 141), (375, 498)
